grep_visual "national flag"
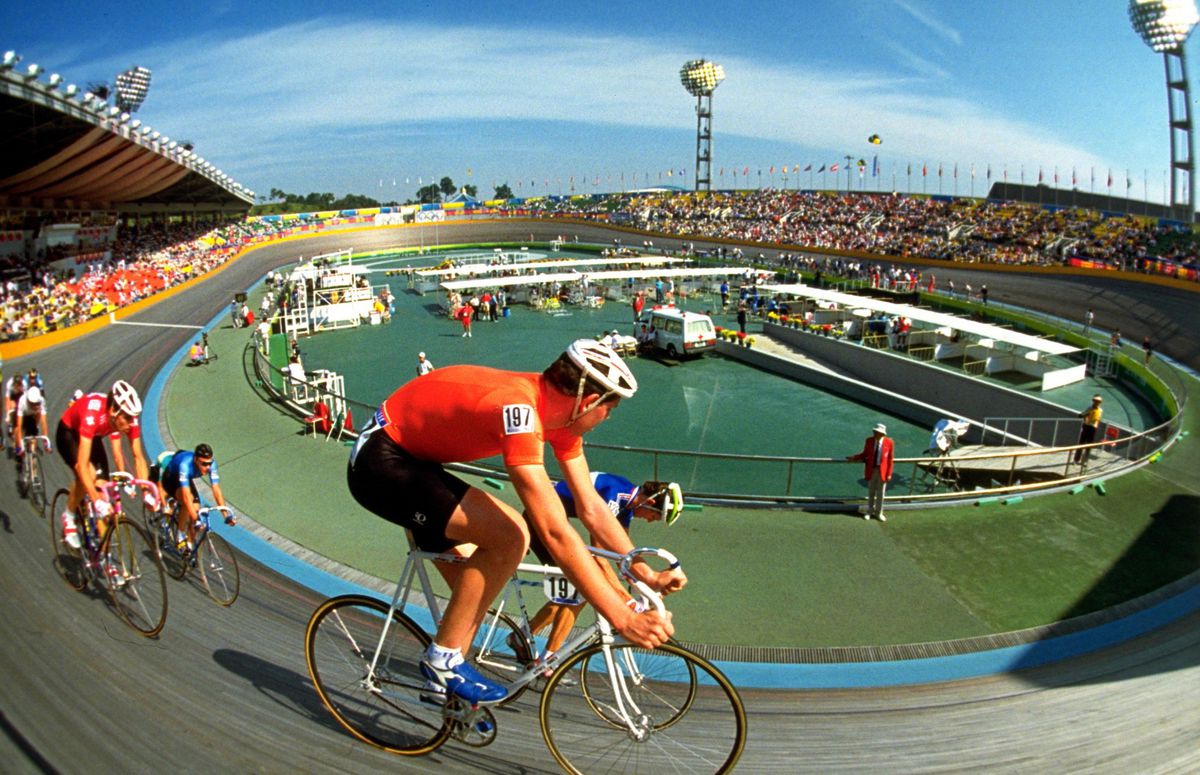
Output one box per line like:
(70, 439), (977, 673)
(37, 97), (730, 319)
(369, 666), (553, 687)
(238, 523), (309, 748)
(770, 166), (775, 174)
(804, 164), (812, 172)
(1107, 169), (1113, 188)
(907, 163), (912, 176)
(1038, 168), (1043, 184)
(1125, 170), (1133, 189)
(953, 163), (958, 179)
(831, 163), (840, 173)
(743, 166), (749, 175)
(922, 163), (927, 177)
(1071, 167), (1077, 186)
(1054, 167), (1059, 184)
(970, 163), (975, 179)
(986, 165), (992, 180)
(872, 155), (879, 177)
(817, 164), (825, 173)
(937, 163), (943, 178)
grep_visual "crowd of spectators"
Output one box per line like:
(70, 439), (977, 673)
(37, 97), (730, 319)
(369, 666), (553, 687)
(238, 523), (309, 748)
(0, 219), (286, 342)
(624, 189), (1200, 278)
(5, 188), (1197, 344)
(619, 190), (1200, 275)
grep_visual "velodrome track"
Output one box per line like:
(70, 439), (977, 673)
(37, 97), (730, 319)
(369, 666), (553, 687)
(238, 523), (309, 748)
(1, 221), (1197, 773)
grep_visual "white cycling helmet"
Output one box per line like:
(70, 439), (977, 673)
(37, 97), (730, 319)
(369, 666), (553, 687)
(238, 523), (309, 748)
(110, 379), (142, 417)
(24, 386), (43, 405)
(565, 339), (637, 420)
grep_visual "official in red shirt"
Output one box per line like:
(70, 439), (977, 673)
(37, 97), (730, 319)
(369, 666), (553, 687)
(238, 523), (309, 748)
(847, 422), (895, 522)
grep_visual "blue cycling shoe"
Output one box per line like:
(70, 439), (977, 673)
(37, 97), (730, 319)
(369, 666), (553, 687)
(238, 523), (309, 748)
(419, 658), (508, 704)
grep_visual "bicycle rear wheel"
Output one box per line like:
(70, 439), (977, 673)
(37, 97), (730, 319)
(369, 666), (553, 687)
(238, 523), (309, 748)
(197, 530), (240, 606)
(102, 517), (169, 637)
(305, 595), (451, 755)
(540, 642), (746, 775)
(150, 512), (189, 581)
(471, 609), (534, 705)
(49, 489), (86, 591)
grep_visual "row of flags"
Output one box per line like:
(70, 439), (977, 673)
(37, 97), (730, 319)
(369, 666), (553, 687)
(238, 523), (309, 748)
(380, 163), (1146, 192)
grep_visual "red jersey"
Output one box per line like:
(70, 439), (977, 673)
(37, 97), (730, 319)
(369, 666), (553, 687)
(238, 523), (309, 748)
(60, 392), (141, 441)
(378, 365), (581, 467)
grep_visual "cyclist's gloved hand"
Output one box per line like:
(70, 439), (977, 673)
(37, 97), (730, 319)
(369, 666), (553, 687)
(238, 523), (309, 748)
(93, 498), (113, 518)
(142, 492), (159, 511)
(223, 512), (237, 526)
(123, 483), (137, 497)
(43, 440), (52, 453)
(14, 445), (23, 457)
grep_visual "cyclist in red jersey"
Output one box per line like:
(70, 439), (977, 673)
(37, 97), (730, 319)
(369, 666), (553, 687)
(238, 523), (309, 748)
(55, 380), (150, 548)
(347, 339), (683, 704)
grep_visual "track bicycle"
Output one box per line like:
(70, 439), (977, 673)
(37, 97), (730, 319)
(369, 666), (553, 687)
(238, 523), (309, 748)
(16, 434), (50, 517)
(146, 501), (241, 606)
(49, 472), (169, 637)
(305, 544), (746, 774)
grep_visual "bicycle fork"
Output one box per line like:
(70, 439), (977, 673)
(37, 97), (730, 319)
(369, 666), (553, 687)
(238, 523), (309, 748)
(597, 632), (653, 741)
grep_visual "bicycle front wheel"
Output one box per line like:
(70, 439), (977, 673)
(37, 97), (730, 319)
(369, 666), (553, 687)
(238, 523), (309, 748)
(102, 517), (169, 637)
(28, 451), (47, 518)
(540, 642), (746, 775)
(197, 530), (240, 606)
(49, 489), (86, 591)
(305, 595), (451, 755)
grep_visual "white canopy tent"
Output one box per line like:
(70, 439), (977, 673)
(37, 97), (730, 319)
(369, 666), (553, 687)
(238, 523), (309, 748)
(759, 283), (1079, 356)
(417, 255), (691, 278)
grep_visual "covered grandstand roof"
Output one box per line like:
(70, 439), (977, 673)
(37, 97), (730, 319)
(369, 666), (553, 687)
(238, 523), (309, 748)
(0, 59), (254, 214)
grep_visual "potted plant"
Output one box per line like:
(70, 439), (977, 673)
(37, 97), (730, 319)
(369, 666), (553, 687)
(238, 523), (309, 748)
(736, 331), (748, 346)
(746, 335), (756, 348)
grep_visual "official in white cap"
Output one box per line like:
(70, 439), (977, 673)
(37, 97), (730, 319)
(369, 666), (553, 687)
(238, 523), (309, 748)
(846, 422), (895, 521)
(416, 351), (435, 377)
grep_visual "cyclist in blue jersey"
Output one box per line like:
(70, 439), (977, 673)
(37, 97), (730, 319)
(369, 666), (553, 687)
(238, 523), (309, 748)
(154, 443), (232, 553)
(522, 474), (685, 667)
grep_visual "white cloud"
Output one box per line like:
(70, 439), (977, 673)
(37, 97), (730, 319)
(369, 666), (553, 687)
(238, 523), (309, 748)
(889, 0), (963, 46)
(102, 18), (1107, 188)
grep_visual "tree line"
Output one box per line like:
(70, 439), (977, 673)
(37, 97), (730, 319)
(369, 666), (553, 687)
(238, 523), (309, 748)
(251, 178), (518, 214)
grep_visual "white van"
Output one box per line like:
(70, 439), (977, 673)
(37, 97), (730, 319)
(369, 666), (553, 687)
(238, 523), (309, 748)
(640, 305), (717, 358)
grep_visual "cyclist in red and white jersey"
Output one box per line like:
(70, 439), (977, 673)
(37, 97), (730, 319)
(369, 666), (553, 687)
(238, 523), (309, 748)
(55, 380), (150, 548)
(347, 339), (682, 704)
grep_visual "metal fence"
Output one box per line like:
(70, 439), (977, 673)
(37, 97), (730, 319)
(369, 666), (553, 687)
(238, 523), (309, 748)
(247, 311), (1187, 510)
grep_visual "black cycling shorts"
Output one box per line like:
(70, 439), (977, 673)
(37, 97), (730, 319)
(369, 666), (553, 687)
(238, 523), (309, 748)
(346, 430), (469, 553)
(55, 420), (111, 479)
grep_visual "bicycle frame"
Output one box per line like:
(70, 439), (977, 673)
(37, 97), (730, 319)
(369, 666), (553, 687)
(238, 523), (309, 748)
(382, 540), (673, 742)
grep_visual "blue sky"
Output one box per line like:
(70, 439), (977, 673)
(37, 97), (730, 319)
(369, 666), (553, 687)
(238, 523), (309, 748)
(3, 1), (1194, 203)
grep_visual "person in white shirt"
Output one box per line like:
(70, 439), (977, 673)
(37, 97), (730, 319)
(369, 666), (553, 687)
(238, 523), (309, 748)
(416, 352), (434, 377)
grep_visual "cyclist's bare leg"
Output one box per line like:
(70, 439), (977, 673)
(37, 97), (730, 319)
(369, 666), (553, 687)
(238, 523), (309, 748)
(545, 603), (582, 655)
(527, 601), (560, 638)
(437, 487), (530, 652)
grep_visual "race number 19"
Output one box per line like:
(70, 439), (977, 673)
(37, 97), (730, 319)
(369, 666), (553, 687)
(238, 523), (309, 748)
(543, 574), (579, 604)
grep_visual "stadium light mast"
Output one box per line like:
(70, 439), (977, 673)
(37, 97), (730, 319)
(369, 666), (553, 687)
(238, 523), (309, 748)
(114, 65), (152, 113)
(680, 59), (725, 193)
(1130, 0), (1200, 222)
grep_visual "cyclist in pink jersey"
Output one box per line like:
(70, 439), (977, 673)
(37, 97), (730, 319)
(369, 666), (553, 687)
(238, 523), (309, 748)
(347, 340), (683, 704)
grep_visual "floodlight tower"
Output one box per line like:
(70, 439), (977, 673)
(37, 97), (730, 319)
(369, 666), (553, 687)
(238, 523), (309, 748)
(1130, 0), (1200, 221)
(114, 65), (152, 113)
(680, 59), (725, 192)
